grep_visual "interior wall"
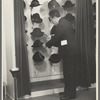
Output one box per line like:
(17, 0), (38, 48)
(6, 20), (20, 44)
(2, 22), (7, 84)
(2, 0), (16, 99)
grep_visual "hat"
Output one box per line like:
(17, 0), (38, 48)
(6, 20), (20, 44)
(31, 40), (43, 48)
(94, 27), (96, 34)
(31, 13), (43, 23)
(48, 0), (61, 11)
(25, 30), (28, 33)
(93, 2), (96, 13)
(24, 16), (27, 21)
(49, 54), (61, 63)
(23, 1), (26, 8)
(30, 0), (40, 8)
(33, 51), (45, 62)
(30, 28), (44, 38)
(64, 13), (75, 23)
(62, 1), (75, 10)
(93, 15), (96, 20)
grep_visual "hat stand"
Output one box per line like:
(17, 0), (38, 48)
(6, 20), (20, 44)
(9, 68), (19, 100)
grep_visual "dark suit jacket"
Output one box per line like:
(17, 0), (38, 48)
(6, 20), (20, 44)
(46, 18), (77, 58)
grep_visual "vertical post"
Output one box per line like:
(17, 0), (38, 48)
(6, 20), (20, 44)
(14, 77), (18, 100)
(11, 0), (16, 70)
(9, 68), (19, 100)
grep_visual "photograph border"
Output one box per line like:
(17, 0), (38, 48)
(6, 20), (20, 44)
(98, 0), (100, 100)
(0, 0), (2, 99)
(0, 0), (99, 100)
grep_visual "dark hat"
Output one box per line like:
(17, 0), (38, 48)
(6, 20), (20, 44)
(49, 54), (61, 63)
(23, 1), (26, 8)
(25, 30), (28, 33)
(30, 0), (40, 8)
(31, 40), (43, 48)
(64, 13), (75, 23)
(49, 9), (61, 18)
(24, 16), (27, 21)
(48, 0), (61, 11)
(30, 28), (44, 38)
(62, 1), (75, 10)
(94, 27), (96, 34)
(93, 14), (96, 20)
(93, 2), (96, 13)
(31, 13), (43, 23)
(33, 51), (45, 62)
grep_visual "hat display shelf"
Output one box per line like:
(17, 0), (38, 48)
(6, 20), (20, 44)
(23, 0), (78, 84)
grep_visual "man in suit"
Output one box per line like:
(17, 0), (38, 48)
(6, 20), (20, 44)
(43, 9), (78, 100)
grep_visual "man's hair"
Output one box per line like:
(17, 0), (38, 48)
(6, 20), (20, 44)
(49, 9), (61, 18)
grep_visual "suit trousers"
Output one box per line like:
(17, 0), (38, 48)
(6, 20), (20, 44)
(62, 55), (77, 98)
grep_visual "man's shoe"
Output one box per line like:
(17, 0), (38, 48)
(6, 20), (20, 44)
(59, 92), (64, 96)
(60, 96), (76, 100)
(60, 96), (69, 100)
(84, 87), (89, 91)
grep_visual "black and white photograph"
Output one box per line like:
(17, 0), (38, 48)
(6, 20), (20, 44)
(2, 0), (97, 100)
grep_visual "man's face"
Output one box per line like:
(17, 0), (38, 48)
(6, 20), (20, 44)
(49, 17), (58, 25)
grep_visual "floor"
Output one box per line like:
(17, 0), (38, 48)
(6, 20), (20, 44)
(31, 79), (64, 92)
(4, 88), (96, 100)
